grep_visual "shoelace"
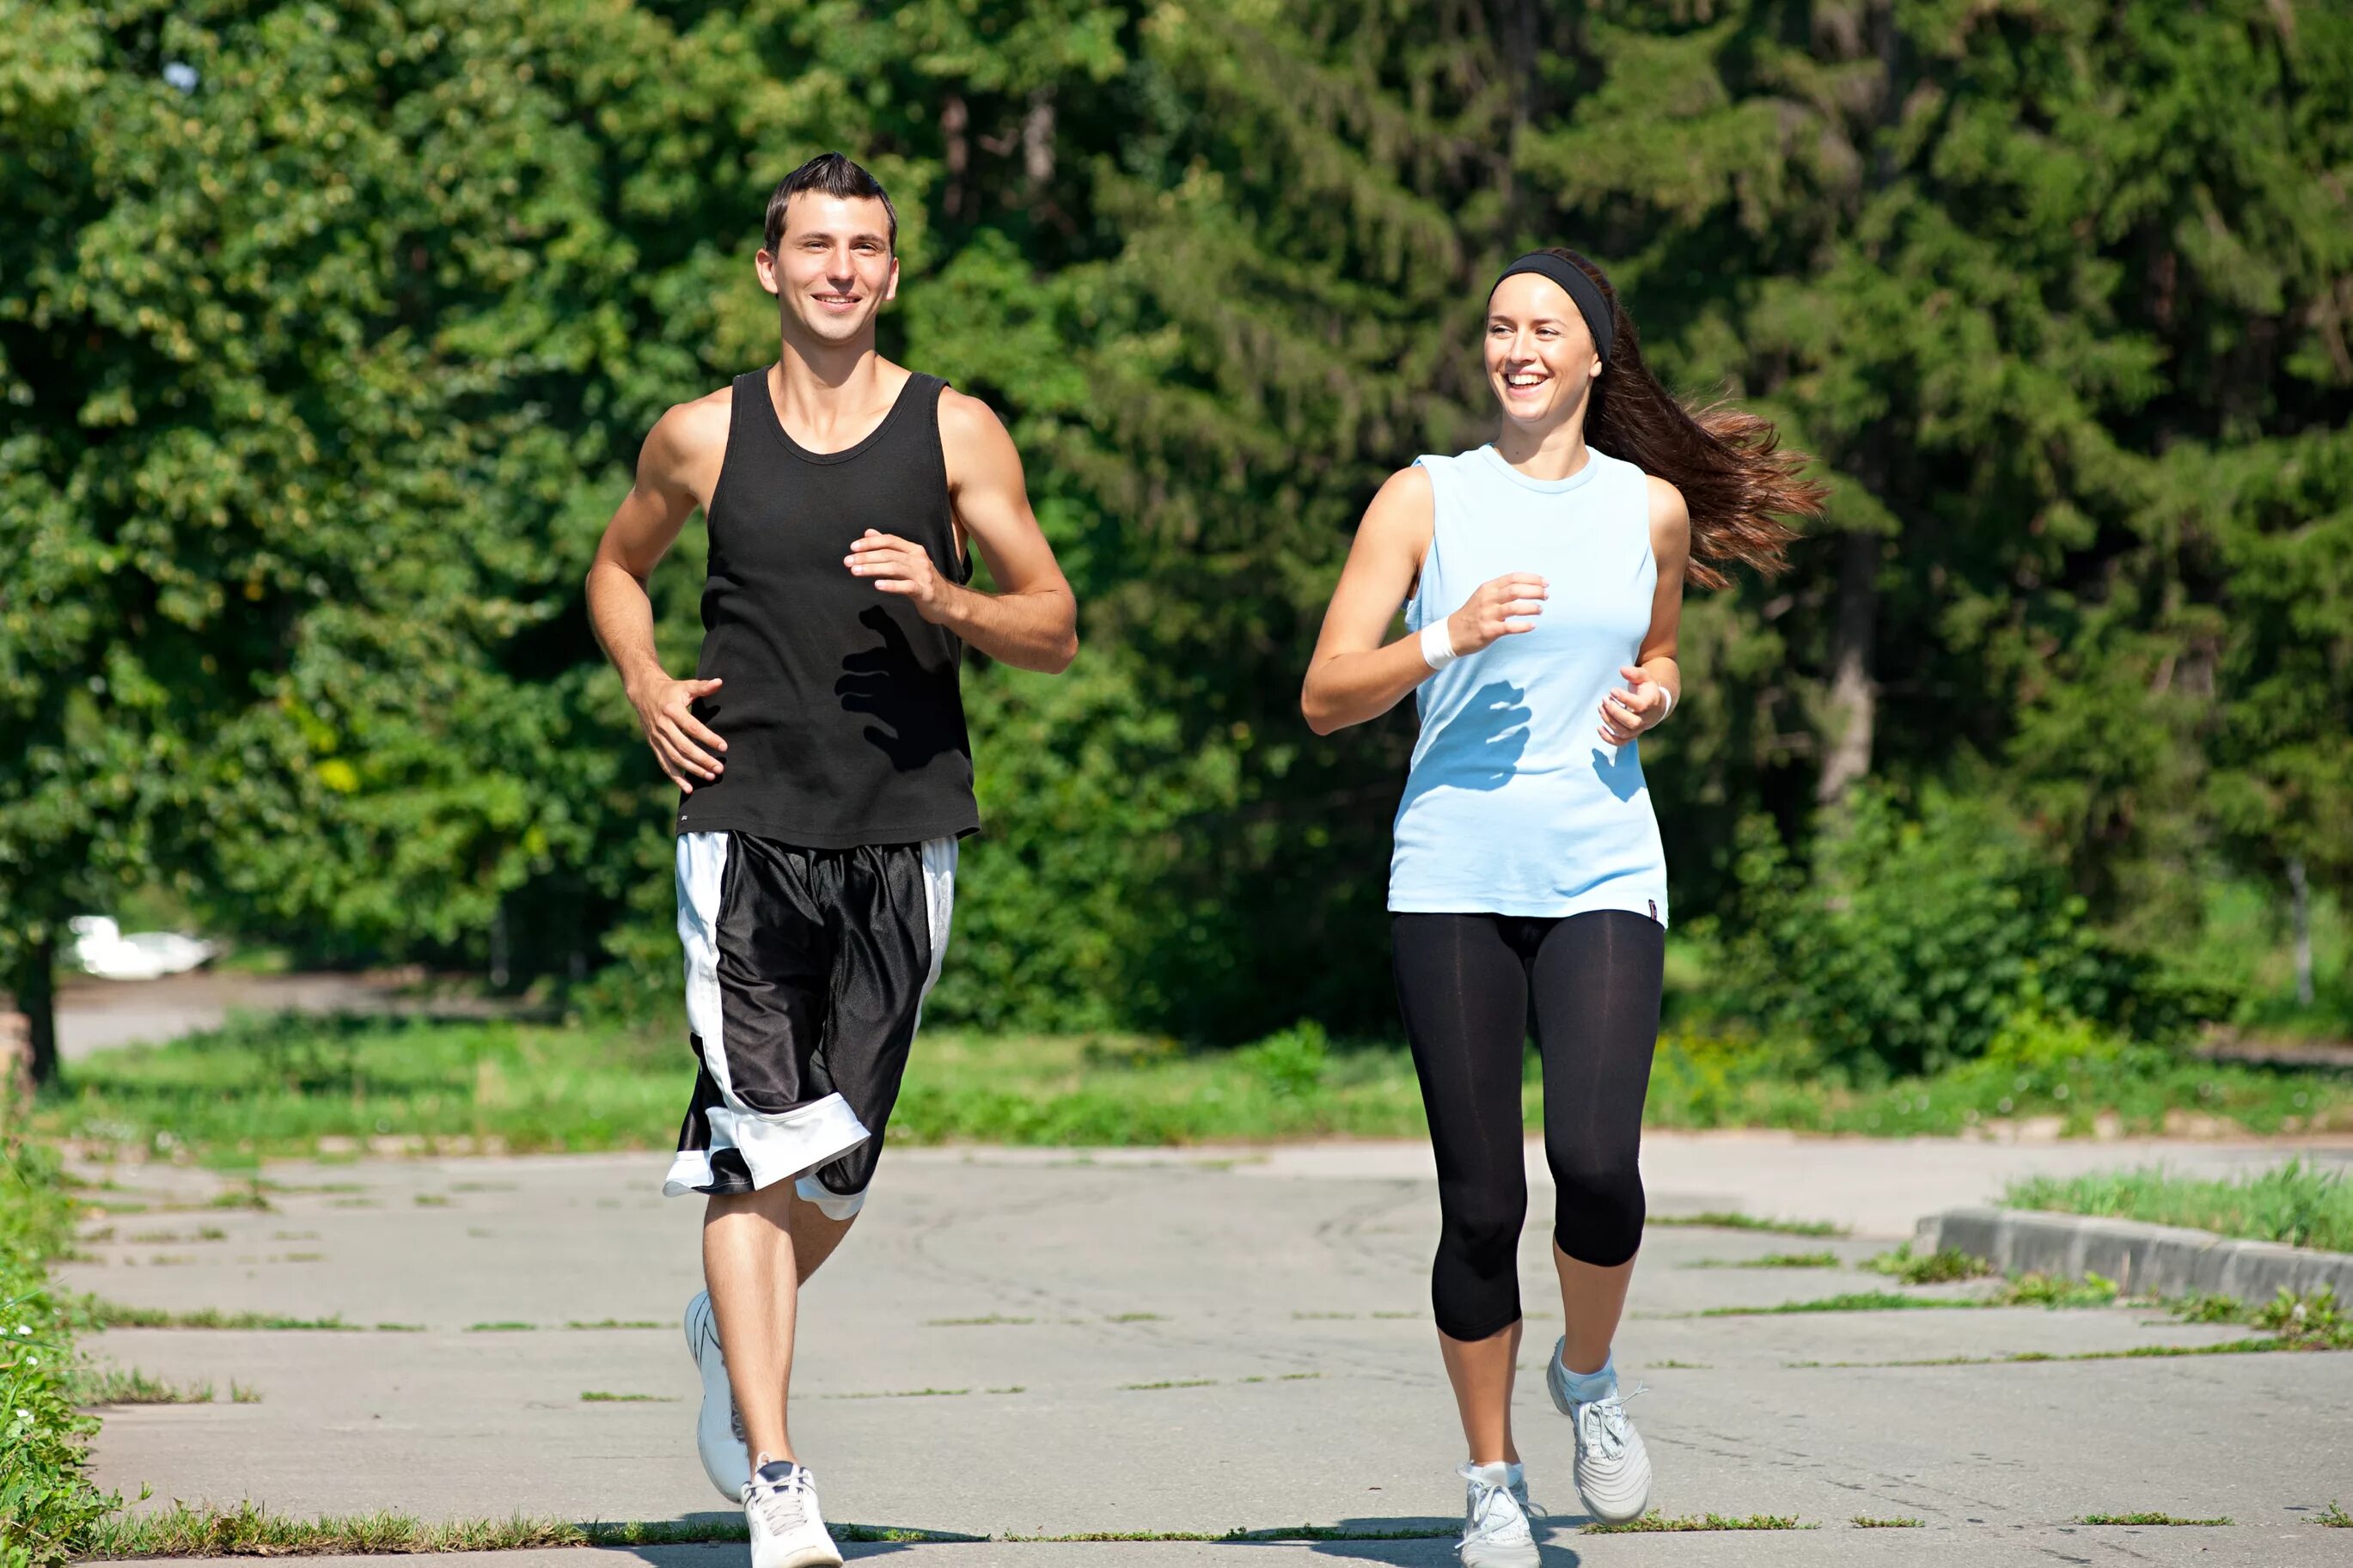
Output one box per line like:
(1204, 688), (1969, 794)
(1575, 1383), (1648, 1461)
(1458, 1467), (1532, 1542)
(749, 1467), (817, 1535)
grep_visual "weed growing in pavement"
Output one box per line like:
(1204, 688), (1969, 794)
(2003, 1271), (2119, 1308)
(1706, 1267), (2135, 1319)
(77, 1301), (358, 1331)
(1684, 1251), (1843, 1269)
(124, 1227), (227, 1245)
(464, 1321), (535, 1332)
(1584, 1513), (1815, 1534)
(1700, 1290), (1981, 1316)
(77, 1502), (982, 1555)
(1650, 1211), (1847, 1237)
(2251, 1284), (2347, 1345)
(562, 1318), (663, 1329)
(579, 1391), (674, 1402)
(1868, 1242), (1995, 1284)
(2171, 1292), (2243, 1323)
(2315, 1501), (2352, 1527)
(65, 1365), (217, 1406)
(1850, 1516), (1924, 1528)
(1008, 1526), (1453, 1543)
(2076, 1512), (2232, 1526)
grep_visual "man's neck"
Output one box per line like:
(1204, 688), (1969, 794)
(763, 335), (905, 446)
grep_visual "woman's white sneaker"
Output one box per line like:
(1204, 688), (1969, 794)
(1457, 1461), (1538, 1568)
(684, 1290), (750, 1501)
(1546, 1337), (1652, 1524)
(744, 1458), (843, 1568)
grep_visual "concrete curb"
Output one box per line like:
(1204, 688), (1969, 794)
(1914, 1205), (2353, 1303)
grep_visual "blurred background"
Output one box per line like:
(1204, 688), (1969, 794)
(3, 0), (2350, 1153)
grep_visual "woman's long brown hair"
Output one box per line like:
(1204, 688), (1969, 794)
(1539, 247), (1825, 587)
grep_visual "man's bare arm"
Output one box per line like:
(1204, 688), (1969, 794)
(586, 401), (730, 791)
(843, 390), (1078, 673)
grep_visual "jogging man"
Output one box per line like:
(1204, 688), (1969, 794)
(586, 152), (1078, 1567)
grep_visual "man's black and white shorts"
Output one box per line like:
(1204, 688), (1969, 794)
(662, 831), (955, 1218)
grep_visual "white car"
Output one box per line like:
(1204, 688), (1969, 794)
(68, 916), (221, 981)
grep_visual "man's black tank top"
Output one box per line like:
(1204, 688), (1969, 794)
(675, 369), (978, 849)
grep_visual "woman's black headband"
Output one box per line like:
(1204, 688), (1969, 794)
(1491, 253), (1615, 363)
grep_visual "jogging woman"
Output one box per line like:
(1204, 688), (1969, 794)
(1300, 249), (1823, 1565)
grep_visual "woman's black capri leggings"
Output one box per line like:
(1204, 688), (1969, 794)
(1392, 909), (1665, 1342)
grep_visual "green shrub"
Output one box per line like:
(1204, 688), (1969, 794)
(1704, 791), (2224, 1079)
(1, 1138), (115, 1567)
(1235, 1021), (1332, 1099)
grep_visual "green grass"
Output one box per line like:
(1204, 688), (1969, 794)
(76, 1302), (359, 1331)
(2002, 1159), (2353, 1253)
(76, 1502), (974, 1556)
(1583, 1513), (1814, 1534)
(2075, 1512), (2232, 1526)
(1699, 1290), (1983, 1316)
(1649, 1211), (1848, 1237)
(1868, 1242), (1997, 1284)
(3, 1132), (120, 1560)
(65, 1365), (219, 1406)
(1850, 1516), (1923, 1527)
(578, 1390), (672, 1402)
(2, 1136), (118, 1566)
(1005, 1526), (1452, 1543)
(1684, 1250), (1843, 1269)
(1797, 1285), (2352, 1365)
(1701, 1267), (2134, 1319)
(34, 1010), (2353, 1162)
(563, 1318), (663, 1330)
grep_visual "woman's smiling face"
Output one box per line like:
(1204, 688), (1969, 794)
(1485, 272), (1603, 430)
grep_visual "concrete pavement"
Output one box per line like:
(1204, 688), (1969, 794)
(59, 1139), (2353, 1563)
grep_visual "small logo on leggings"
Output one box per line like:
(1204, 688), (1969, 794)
(1648, 900), (1659, 922)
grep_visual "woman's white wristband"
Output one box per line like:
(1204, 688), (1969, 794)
(1420, 619), (1458, 671)
(1657, 685), (1677, 721)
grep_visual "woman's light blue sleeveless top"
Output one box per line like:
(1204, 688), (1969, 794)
(1390, 444), (1669, 923)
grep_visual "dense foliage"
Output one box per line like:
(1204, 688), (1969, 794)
(4, 1), (2349, 1058)
(1703, 790), (2215, 1078)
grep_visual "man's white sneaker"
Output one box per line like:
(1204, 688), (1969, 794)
(1546, 1337), (1652, 1524)
(745, 1458), (844, 1568)
(684, 1290), (750, 1501)
(1457, 1461), (1538, 1568)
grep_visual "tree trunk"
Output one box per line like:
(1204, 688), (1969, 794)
(2288, 855), (2313, 1008)
(12, 935), (60, 1089)
(941, 95), (969, 219)
(1022, 91), (1054, 189)
(1816, 529), (1879, 804)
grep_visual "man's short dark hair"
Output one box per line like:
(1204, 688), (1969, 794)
(764, 153), (897, 254)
